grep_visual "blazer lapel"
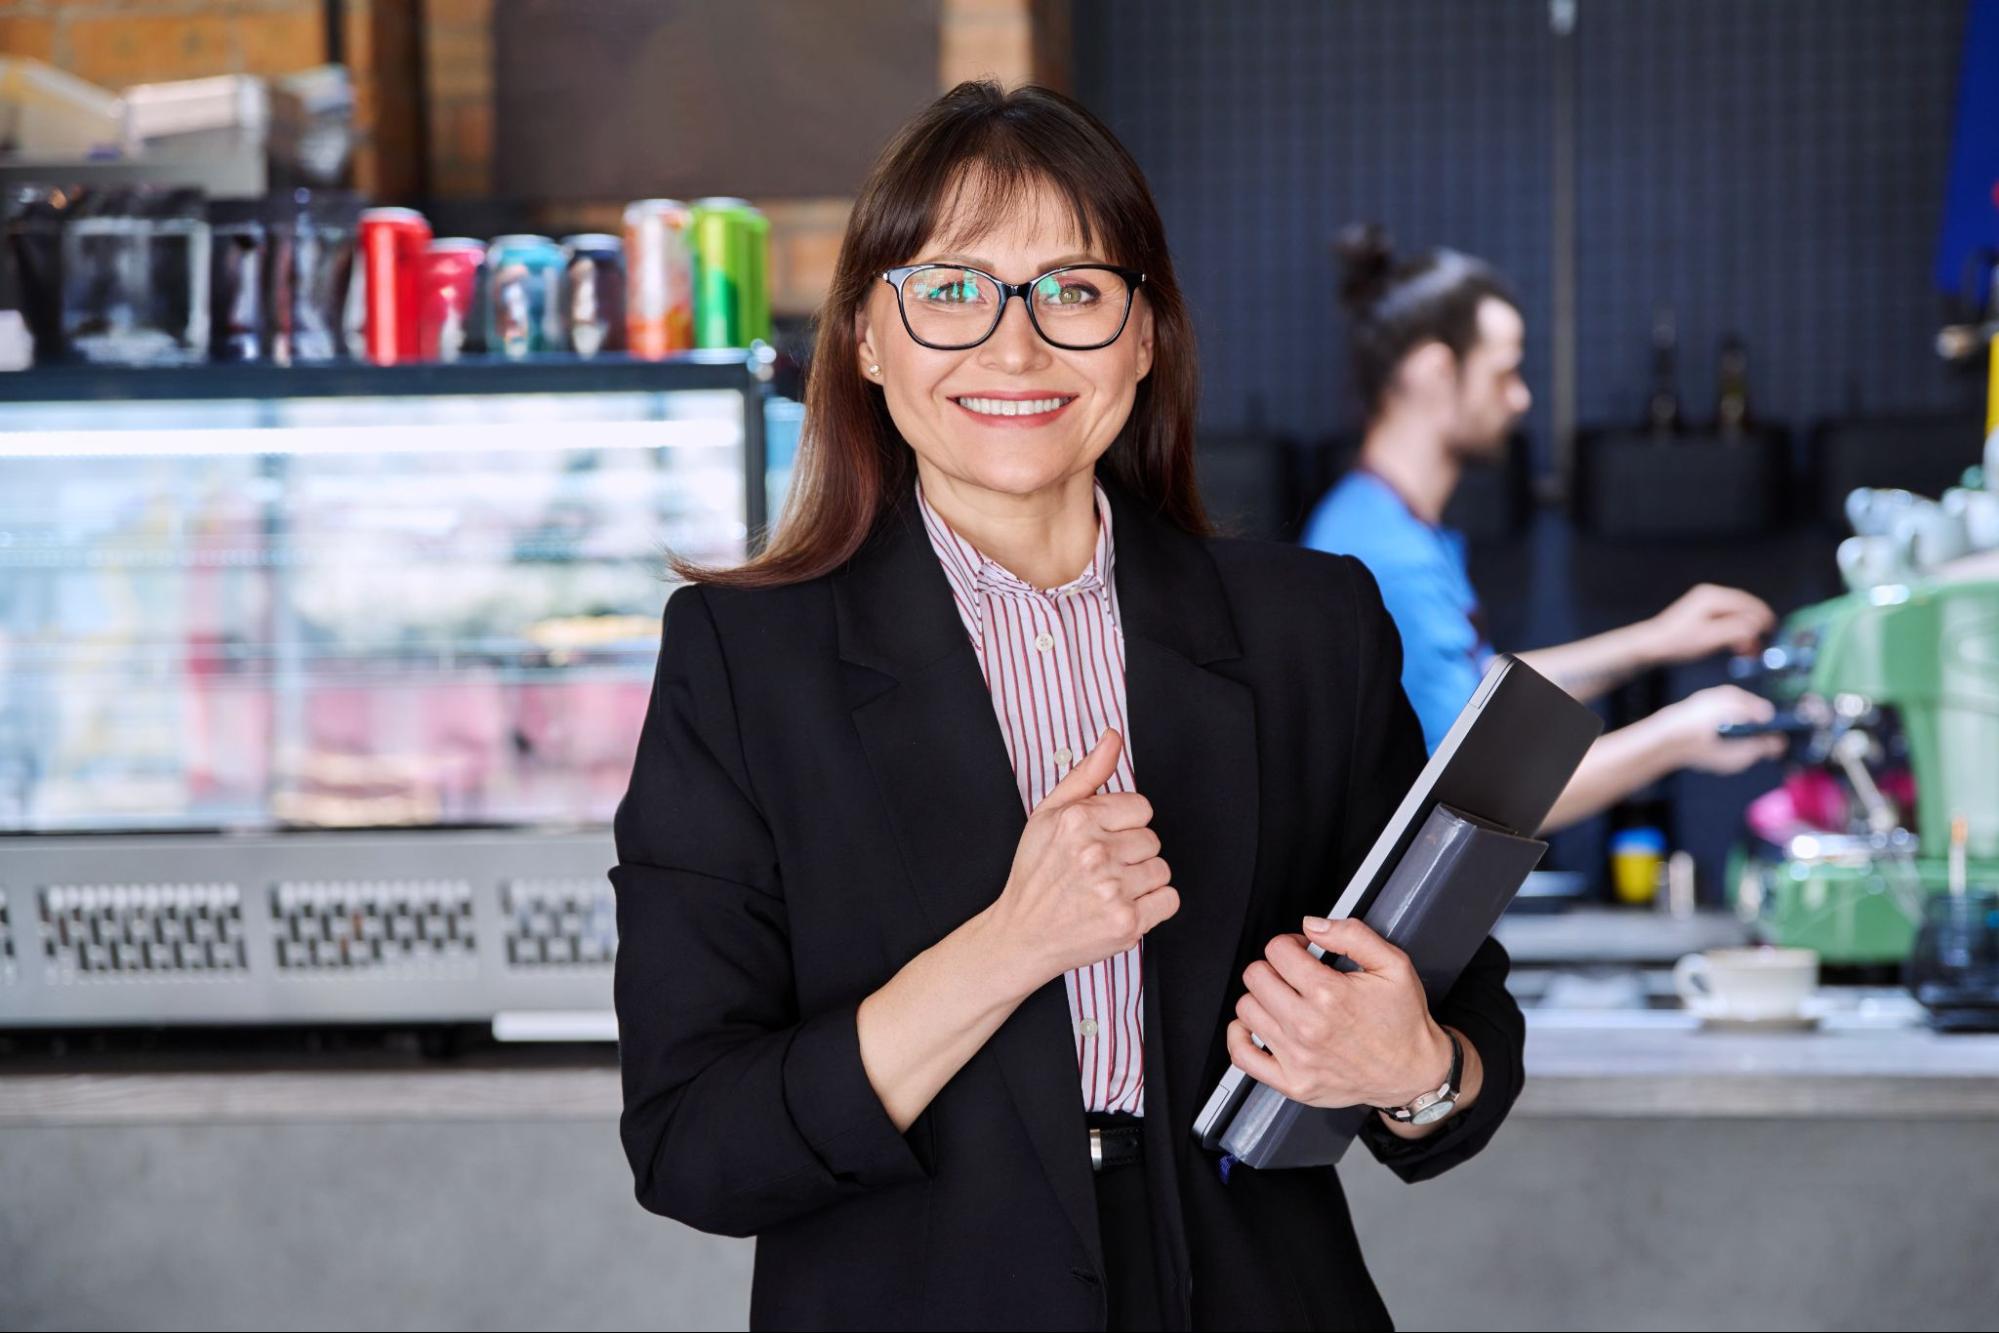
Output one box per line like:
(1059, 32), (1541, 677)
(1103, 481), (1262, 1153)
(835, 499), (1103, 1276)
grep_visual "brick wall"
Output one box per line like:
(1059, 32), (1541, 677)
(423, 0), (490, 199)
(1, 0), (1071, 314)
(0, 0), (324, 85)
(0, 0), (427, 198)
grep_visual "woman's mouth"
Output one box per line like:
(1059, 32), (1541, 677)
(950, 394), (1077, 425)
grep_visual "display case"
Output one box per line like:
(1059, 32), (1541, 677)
(0, 350), (774, 1029)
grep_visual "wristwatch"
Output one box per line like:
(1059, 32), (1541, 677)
(1377, 1029), (1463, 1126)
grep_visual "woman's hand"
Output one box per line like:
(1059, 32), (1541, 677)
(978, 728), (1180, 996)
(1225, 918), (1453, 1111)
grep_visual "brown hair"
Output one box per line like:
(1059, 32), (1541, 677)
(1335, 222), (1517, 423)
(677, 81), (1208, 589)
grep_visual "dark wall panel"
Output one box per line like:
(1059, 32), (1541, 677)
(1078, 0), (1972, 447)
(1574, 0), (1968, 432)
(1078, 0), (1553, 445)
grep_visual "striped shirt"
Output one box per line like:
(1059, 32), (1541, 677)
(917, 478), (1145, 1116)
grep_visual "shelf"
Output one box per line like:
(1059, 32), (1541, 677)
(0, 349), (773, 405)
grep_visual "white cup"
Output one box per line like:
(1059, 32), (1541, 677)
(1845, 487), (1919, 537)
(1894, 502), (1971, 571)
(1944, 487), (1999, 553)
(1673, 947), (1819, 1020)
(1837, 534), (1907, 591)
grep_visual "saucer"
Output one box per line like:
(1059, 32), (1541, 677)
(1690, 1001), (1821, 1033)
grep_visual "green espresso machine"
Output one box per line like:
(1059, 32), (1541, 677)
(1731, 569), (1999, 969)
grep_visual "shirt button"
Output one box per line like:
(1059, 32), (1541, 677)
(1054, 746), (1073, 767)
(1034, 631), (1055, 652)
(1080, 1019), (1100, 1037)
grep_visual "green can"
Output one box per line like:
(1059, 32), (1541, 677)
(740, 207), (771, 344)
(690, 197), (750, 350)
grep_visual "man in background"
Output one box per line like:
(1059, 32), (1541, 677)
(1304, 225), (1785, 831)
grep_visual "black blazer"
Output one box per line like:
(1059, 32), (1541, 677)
(611, 477), (1526, 1332)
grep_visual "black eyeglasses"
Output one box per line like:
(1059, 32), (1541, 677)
(881, 263), (1146, 351)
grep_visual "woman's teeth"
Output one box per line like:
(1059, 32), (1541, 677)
(955, 396), (1072, 417)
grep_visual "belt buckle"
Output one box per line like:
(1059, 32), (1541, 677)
(1089, 1126), (1104, 1173)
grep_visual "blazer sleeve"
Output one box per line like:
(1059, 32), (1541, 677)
(610, 584), (929, 1238)
(1332, 557), (1528, 1184)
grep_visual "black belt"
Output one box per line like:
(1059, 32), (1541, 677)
(1085, 1116), (1145, 1173)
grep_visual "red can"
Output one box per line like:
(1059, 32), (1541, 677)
(420, 238), (485, 363)
(358, 206), (431, 365)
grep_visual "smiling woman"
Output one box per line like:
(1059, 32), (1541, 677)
(612, 79), (1527, 1333)
(671, 81), (1206, 588)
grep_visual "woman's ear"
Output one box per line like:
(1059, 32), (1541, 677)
(1133, 300), (1155, 383)
(854, 308), (881, 383)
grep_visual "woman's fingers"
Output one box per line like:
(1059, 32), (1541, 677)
(1084, 791), (1154, 831)
(1226, 1019), (1287, 1090)
(1106, 826), (1162, 866)
(1234, 990), (1281, 1043)
(1301, 916), (1408, 975)
(1241, 958), (1315, 1035)
(1263, 932), (1335, 995)
(1132, 884), (1180, 934)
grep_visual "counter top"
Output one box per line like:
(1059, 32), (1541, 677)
(1494, 907), (1753, 965)
(6, 996), (1998, 1126)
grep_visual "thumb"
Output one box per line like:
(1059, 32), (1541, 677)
(1039, 728), (1123, 810)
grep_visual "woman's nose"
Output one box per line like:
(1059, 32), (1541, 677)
(976, 296), (1051, 373)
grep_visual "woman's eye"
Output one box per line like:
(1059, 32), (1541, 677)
(916, 274), (982, 304)
(1037, 278), (1099, 306)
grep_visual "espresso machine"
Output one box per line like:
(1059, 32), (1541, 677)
(1728, 439), (1999, 971)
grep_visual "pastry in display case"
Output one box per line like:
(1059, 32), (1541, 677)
(0, 353), (774, 1031)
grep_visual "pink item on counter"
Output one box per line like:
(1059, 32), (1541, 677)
(1783, 767), (1850, 831)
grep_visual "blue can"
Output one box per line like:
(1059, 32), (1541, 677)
(484, 233), (566, 358)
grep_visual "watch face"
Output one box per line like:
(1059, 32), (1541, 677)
(1411, 1098), (1456, 1126)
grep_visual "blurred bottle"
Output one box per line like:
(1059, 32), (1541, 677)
(1609, 826), (1666, 906)
(1716, 333), (1751, 438)
(1646, 306), (1681, 439)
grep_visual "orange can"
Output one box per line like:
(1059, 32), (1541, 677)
(623, 198), (694, 359)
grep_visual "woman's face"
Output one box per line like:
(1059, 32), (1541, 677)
(855, 178), (1155, 503)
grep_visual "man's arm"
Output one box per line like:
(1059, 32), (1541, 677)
(1517, 622), (1662, 703)
(1520, 583), (1777, 704)
(1540, 685), (1788, 833)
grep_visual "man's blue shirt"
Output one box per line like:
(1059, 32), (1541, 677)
(1302, 470), (1495, 752)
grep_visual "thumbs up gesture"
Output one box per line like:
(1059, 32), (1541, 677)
(981, 729), (1180, 992)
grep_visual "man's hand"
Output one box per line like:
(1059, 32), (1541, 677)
(1640, 584), (1776, 668)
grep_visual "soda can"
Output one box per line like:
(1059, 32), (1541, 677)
(208, 197), (267, 363)
(623, 198), (692, 359)
(420, 238), (485, 363)
(357, 205), (430, 365)
(690, 197), (752, 350)
(560, 233), (625, 358)
(485, 233), (566, 358)
(740, 206), (771, 345)
(269, 188), (356, 366)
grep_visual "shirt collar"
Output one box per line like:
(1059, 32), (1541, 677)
(916, 477), (1117, 604)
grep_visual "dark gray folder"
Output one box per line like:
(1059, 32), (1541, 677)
(1192, 654), (1601, 1167)
(1215, 805), (1548, 1169)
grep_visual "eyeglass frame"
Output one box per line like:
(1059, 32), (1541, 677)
(880, 263), (1148, 352)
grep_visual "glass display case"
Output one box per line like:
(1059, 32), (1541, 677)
(0, 351), (773, 1028)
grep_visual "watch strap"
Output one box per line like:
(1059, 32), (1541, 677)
(1376, 1028), (1463, 1122)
